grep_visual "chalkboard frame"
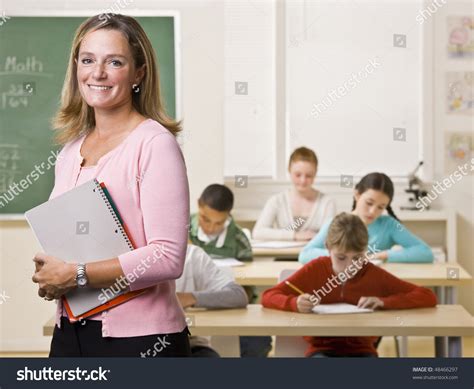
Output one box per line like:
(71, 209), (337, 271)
(0, 10), (182, 220)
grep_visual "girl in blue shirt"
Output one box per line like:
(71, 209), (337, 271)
(299, 173), (433, 264)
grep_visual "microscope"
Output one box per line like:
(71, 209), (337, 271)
(400, 161), (429, 211)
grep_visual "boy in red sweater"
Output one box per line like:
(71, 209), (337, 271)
(262, 213), (437, 357)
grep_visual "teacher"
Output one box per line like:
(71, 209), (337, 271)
(31, 14), (190, 357)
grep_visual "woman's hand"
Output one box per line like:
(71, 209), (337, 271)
(296, 293), (315, 313)
(32, 252), (77, 301)
(357, 296), (384, 310)
(176, 292), (197, 309)
(294, 230), (315, 241)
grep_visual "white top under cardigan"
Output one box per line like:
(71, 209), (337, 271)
(252, 190), (337, 240)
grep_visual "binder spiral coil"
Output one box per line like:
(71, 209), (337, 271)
(93, 179), (134, 251)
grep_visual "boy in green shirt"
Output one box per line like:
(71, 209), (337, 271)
(189, 184), (271, 357)
(189, 184), (252, 261)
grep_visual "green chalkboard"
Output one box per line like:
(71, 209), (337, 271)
(0, 16), (177, 216)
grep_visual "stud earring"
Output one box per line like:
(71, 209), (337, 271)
(132, 83), (140, 93)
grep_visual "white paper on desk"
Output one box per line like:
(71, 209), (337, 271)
(312, 303), (374, 314)
(212, 258), (245, 267)
(252, 241), (306, 249)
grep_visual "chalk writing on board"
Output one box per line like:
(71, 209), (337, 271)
(0, 144), (21, 192)
(0, 56), (52, 78)
(2, 56), (43, 73)
(1, 84), (30, 109)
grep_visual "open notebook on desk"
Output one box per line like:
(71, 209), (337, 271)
(312, 303), (374, 314)
(25, 179), (146, 321)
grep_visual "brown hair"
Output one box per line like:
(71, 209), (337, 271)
(326, 213), (368, 253)
(352, 172), (399, 221)
(288, 147), (318, 170)
(52, 14), (181, 145)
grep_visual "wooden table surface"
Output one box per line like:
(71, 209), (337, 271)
(44, 304), (474, 337)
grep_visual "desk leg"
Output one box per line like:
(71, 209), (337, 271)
(396, 336), (408, 357)
(435, 337), (447, 357)
(434, 286), (457, 357)
(447, 337), (462, 357)
(444, 286), (456, 304)
(434, 287), (444, 304)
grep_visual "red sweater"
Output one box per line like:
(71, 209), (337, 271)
(262, 257), (437, 357)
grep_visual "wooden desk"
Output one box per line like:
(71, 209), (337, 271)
(252, 246), (301, 258)
(43, 305), (473, 357)
(233, 261), (473, 288)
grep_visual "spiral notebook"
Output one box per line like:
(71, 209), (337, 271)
(25, 179), (146, 321)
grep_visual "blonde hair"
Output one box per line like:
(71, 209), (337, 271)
(326, 213), (368, 253)
(288, 147), (318, 170)
(52, 14), (181, 145)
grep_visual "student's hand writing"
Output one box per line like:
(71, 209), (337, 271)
(373, 251), (388, 261)
(32, 253), (76, 301)
(296, 293), (315, 313)
(357, 296), (384, 310)
(177, 292), (197, 309)
(294, 230), (316, 241)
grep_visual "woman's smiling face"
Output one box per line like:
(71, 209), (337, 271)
(76, 28), (144, 110)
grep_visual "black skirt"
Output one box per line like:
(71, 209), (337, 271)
(49, 316), (191, 357)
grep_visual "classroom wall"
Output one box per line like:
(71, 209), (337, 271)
(0, 0), (225, 351)
(432, 0), (473, 316)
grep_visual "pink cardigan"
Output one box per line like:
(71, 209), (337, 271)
(50, 119), (190, 337)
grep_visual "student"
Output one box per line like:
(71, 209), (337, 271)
(299, 172), (434, 264)
(189, 184), (252, 261)
(253, 147), (336, 241)
(189, 184), (272, 357)
(175, 245), (248, 357)
(262, 213), (437, 357)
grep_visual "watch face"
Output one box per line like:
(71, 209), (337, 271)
(78, 278), (87, 287)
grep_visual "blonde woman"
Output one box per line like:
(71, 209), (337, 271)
(253, 147), (336, 241)
(31, 15), (190, 357)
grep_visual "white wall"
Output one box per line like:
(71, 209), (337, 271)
(0, 0), (225, 351)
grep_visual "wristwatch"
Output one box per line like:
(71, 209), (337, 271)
(76, 263), (88, 288)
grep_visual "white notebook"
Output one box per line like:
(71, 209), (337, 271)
(312, 303), (374, 315)
(25, 179), (141, 320)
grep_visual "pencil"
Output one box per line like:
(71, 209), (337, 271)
(285, 280), (305, 295)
